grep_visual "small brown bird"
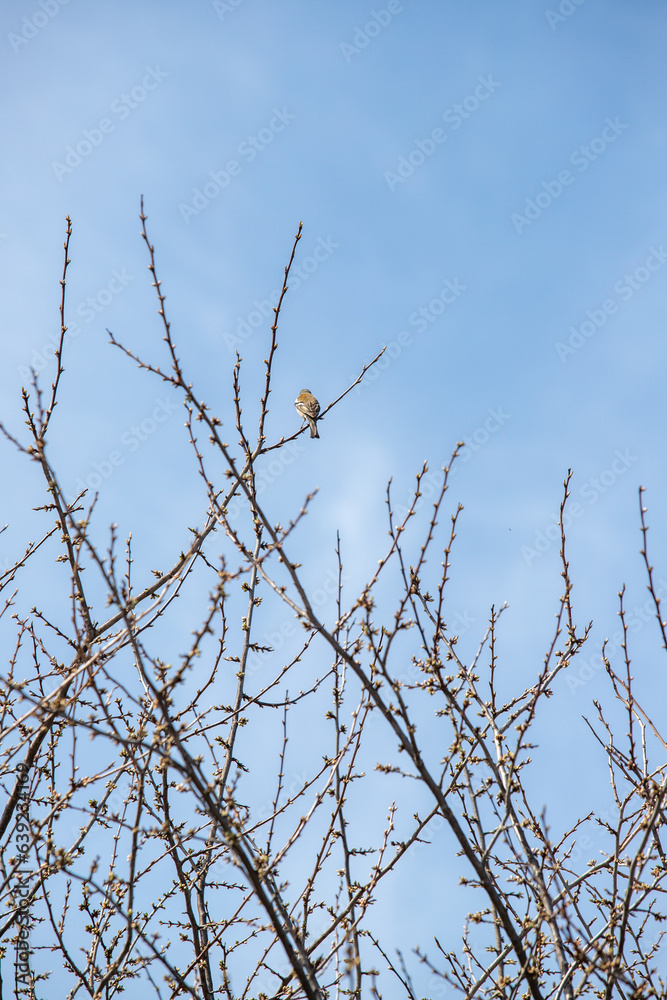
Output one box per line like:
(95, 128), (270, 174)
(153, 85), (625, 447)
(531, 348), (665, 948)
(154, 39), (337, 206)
(295, 389), (320, 439)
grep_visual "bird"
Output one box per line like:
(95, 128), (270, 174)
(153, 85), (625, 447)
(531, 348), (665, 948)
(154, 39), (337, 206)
(295, 389), (320, 439)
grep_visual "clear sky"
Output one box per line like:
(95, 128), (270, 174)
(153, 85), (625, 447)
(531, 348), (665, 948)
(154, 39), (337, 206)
(2, 0), (667, 988)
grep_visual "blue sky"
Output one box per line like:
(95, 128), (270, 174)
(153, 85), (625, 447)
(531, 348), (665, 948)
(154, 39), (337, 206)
(2, 0), (667, 989)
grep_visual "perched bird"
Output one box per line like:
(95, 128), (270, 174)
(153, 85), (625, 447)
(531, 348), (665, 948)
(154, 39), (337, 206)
(295, 389), (320, 439)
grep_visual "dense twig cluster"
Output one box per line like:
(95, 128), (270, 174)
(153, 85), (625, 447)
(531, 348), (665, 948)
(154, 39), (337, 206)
(0, 211), (665, 999)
